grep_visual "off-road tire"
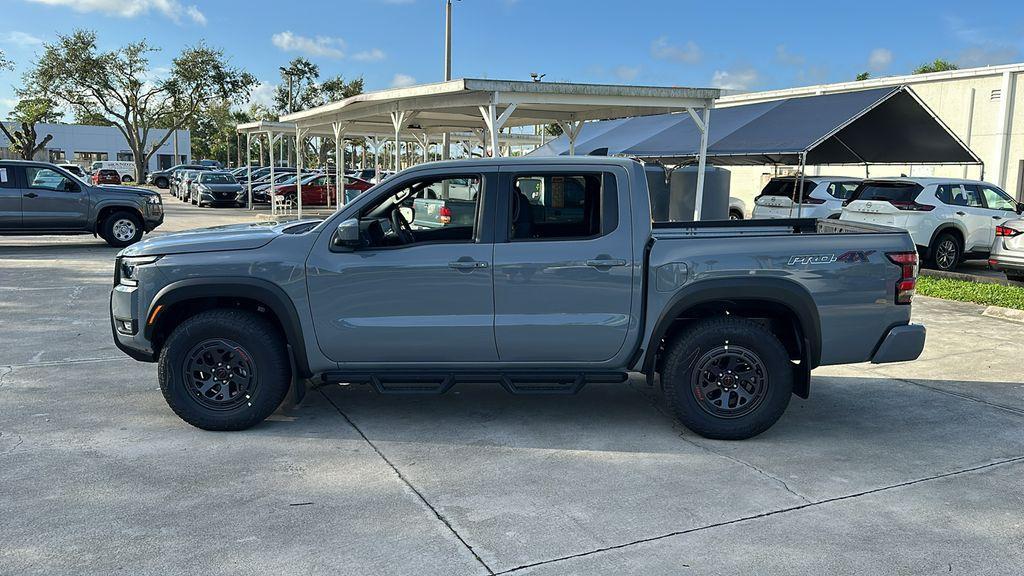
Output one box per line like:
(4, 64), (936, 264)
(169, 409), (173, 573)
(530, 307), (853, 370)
(660, 317), (793, 440)
(101, 210), (144, 247)
(158, 309), (291, 431)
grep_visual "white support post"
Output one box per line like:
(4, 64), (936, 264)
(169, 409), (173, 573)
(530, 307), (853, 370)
(370, 136), (381, 182)
(268, 132), (282, 217)
(689, 105), (711, 221)
(296, 127), (308, 220)
(478, 102), (517, 158)
(557, 119), (584, 155)
(245, 132), (252, 210)
(332, 121), (347, 207)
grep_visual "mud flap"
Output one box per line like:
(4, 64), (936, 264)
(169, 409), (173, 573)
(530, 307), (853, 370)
(283, 343), (308, 408)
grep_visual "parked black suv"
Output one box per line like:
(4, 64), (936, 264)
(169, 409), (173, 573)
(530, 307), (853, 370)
(147, 164), (210, 189)
(0, 160), (164, 247)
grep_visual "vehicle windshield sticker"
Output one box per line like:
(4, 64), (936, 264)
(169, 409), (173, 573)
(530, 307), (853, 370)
(0, 168), (7, 183)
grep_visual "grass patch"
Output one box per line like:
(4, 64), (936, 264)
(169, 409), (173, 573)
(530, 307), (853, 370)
(917, 275), (1024, 310)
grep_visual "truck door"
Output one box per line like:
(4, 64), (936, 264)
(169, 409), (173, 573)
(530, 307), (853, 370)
(0, 166), (21, 229)
(493, 167), (634, 362)
(305, 170), (498, 363)
(21, 165), (89, 229)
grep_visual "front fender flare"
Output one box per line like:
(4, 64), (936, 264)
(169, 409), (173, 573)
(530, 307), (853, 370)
(145, 277), (312, 378)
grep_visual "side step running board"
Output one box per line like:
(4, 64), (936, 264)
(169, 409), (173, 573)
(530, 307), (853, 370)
(320, 371), (627, 396)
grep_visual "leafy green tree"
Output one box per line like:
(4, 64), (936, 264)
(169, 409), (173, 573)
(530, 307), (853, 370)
(1, 97), (61, 160)
(856, 72), (870, 81)
(0, 49), (11, 70)
(28, 30), (256, 179)
(914, 59), (959, 74)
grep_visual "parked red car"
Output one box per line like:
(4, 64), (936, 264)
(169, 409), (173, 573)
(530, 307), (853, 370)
(275, 174), (373, 206)
(92, 169), (121, 185)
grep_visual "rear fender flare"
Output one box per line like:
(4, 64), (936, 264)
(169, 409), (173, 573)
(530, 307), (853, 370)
(641, 277), (821, 376)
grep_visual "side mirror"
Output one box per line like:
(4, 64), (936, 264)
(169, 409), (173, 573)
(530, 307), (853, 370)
(332, 218), (363, 250)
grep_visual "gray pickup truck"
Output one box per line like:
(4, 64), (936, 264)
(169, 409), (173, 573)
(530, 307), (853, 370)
(110, 157), (925, 440)
(1, 160), (164, 247)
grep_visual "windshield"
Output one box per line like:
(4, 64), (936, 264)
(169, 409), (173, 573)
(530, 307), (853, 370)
(200, 173), (236, 184)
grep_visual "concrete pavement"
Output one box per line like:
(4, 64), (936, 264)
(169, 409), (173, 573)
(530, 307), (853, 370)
(2, 193), (1023, 575)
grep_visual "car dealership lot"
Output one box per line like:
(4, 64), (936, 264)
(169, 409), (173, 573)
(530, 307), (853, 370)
(2, 195), (1023, 575)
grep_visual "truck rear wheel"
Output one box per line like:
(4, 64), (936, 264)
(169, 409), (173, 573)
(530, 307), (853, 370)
(157, 309), (292, 431)
(660, 317), (793, 440)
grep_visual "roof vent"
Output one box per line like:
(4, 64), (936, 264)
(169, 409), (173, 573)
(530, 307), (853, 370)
(991, 88), (1002, 101)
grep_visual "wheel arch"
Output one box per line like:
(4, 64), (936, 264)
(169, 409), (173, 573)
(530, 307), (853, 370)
(641, 277), (821, 397)
(95, 203), (144, 233)
(145, 278), (313, 378)
(925, 224), (965, 257)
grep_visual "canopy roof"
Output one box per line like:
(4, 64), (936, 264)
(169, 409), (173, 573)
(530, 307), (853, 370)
(531, 86), (981, 166)
(278, 78), (719, 133)
(235, 119), (545, 146)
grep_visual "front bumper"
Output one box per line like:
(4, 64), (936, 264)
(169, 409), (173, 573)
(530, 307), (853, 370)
(871, 324), (926, 364)
(110, 288), (156, 362)
(144, 204), (164, 232)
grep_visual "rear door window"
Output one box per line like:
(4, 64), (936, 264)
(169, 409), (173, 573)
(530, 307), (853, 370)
(826, 181), (859, 200)
(509, 173), (613, 241)
(0, 166), (17, 188)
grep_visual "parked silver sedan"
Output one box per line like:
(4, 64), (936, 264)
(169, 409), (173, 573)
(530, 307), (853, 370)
(990, 219), (1024, 282)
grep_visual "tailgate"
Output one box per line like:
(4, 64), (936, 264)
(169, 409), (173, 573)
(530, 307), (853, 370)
(841, 200), (908, 227)
(753, 196), (794, 219)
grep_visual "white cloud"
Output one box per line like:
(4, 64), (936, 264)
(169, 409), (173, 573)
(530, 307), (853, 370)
(25, 0), (206, 24)
(271, 31), (345, 59)
(613, 65), (640, 81)
(868, 48), (892, 71)
(0, 31), (44, 46)
(352, 48), (386, 62)
(651, 37), (702, 63)
(390, 73), (416, 88)
(185, 4), (205, 25)
(775, 45), (805, 66)
(711, 68), (759, 91)
(247, 81), (276, 109)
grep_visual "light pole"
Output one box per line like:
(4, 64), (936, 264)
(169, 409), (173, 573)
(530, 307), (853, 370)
(441, 0), (458, 160)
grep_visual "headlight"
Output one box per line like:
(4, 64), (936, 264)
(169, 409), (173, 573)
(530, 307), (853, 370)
(146, 195), (161, 204)
(117, 256), (160, 286)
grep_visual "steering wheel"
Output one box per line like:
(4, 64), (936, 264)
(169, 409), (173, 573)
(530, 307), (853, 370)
(390, 208), (415, 244)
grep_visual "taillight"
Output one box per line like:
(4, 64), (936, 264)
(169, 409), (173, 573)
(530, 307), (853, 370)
(439, 205), (452, 224)
(996, 225), (1021, 237)
(888, 200), (934, 211)
(886, 251), (919, 305)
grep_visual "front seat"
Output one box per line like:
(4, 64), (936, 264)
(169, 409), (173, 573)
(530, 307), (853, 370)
(511, 186), (534, 239)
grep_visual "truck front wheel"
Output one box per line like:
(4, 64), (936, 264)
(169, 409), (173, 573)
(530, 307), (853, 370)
(157, 309), (292, 431)
(660, 317), (793, 440)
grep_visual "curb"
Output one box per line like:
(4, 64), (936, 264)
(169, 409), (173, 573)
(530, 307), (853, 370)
(921, 268), (1020, 287)
(982, 306), (1024, 324)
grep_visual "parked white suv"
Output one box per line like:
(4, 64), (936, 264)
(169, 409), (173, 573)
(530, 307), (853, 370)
(90, 160), (137, 183)
(752, 176), (861, 220)
(841, 178), (1023, 271)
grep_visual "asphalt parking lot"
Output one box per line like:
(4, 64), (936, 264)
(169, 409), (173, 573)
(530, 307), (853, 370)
(2, 193), (1023, 575)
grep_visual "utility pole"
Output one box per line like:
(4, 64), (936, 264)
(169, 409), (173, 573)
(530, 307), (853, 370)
(441, 0), (455, 160)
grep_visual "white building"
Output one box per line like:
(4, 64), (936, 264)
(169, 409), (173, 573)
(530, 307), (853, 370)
(719, 62), (1024, 208)
(0, 122), (191, 173)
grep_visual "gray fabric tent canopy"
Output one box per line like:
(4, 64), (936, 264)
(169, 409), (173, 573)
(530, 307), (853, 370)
(531, 86), (981, 167)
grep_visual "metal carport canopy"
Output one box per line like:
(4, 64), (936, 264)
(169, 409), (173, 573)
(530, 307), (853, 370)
(279, 78), (719, 135)
(531, 86), (982, 167)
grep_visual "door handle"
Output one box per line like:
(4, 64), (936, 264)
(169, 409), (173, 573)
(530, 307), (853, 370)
(448, 260), (488, 270)
(993, 215), (1003, 220)
(955, 211), (966, 216)
(585, 259), (628, 268)
(23, 192), (38, 199)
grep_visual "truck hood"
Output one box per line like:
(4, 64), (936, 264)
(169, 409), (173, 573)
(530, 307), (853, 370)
(97, 184), (161, 199)
(119, 219), (322, 257)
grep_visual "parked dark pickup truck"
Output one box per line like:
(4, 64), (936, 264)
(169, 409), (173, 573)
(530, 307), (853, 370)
(111, 157), (925, 440)
(1, 160), (163, 246)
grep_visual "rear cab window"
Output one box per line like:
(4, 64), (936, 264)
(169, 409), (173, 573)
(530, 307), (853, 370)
(508, 172), (617, 241)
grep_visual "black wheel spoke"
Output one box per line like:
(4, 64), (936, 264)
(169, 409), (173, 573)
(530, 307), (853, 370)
(182, 338), (257, 411)
(691, 345), (768, 419)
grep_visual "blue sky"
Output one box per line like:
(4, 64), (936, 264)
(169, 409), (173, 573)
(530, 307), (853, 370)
(1, 0), (1022, 118)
